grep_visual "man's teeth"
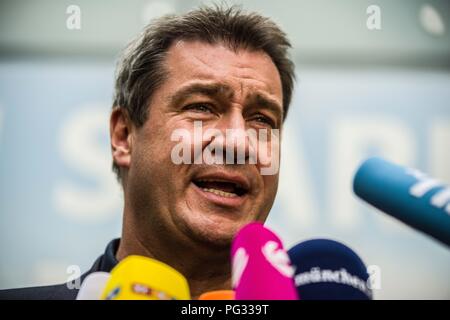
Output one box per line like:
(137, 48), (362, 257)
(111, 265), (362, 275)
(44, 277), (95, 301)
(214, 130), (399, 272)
(201, 188), (238, 198)
(196, 178), (241, 188)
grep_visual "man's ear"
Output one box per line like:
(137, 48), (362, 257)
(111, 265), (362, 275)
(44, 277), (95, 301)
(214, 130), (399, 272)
(110, 107), (133, 170)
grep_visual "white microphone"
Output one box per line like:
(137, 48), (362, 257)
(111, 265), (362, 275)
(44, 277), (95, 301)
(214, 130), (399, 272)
(76, 272), (111, 300)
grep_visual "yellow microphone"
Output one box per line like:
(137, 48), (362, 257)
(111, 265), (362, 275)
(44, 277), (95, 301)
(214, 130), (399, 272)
(198, 290), (235, 300)
(101, 255), (190, 300)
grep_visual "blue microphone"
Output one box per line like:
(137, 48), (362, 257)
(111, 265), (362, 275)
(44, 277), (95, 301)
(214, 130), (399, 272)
(288, 239), (372, 300)
(353, 157), (450, 247)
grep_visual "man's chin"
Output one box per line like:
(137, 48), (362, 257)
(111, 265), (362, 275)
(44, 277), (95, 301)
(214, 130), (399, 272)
(177, 214), (248, 249)
(189, 229), (234, 249)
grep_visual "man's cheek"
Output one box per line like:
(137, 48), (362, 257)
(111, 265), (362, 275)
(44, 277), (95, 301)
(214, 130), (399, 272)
(264, 175), (279, 199)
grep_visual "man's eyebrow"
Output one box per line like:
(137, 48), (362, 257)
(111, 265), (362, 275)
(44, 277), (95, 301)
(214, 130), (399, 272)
(168, 82), (233, 106)
(168, 82), (284, 119)
(245, 92), (284, 120)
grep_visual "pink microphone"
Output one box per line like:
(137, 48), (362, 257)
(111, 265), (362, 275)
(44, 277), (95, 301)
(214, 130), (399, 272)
(231, 222), (299, 300)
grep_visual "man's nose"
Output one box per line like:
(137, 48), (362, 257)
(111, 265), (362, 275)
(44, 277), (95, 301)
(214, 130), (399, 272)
(213, 111), (250, 165)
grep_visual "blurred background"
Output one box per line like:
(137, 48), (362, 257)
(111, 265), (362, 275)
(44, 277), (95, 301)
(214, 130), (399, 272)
(0, 0), (449, 299)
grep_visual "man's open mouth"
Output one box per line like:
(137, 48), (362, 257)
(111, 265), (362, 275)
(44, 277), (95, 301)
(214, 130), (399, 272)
(192, 179), (248, 198)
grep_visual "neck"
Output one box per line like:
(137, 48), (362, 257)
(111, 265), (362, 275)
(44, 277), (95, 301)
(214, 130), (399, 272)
(117, 215), (232, 299)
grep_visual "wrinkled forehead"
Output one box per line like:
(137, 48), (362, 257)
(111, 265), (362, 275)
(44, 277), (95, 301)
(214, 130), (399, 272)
(163, 40), (283, 104)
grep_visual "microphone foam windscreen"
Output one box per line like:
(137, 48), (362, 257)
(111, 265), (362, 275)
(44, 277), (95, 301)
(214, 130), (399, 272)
(101, 255), (190, 300)
(198, 290), (235, 300)
(288, 239), (372, 300)
(353, 156), (450, 246)
(231, 222), (298, 300)
(76, 272), (111, 300)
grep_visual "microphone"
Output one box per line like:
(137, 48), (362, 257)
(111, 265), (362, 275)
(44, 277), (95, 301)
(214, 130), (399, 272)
(100, 255), (191, 300)
(353, 157), (450, 246)
(231, 222), (298, 300)
(76, 272), (111, 300)
(288, 239), (372, 300)
(198, 290), (235, 300)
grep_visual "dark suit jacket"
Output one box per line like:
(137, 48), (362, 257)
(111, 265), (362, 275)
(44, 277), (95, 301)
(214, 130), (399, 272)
(0, 239), (120, 300)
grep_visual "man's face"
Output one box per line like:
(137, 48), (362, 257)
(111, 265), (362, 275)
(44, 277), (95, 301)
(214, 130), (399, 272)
(126, 40), (283, 247)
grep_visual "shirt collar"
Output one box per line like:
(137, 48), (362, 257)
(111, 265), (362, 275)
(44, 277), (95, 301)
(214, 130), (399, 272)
(89, 238), (120, 273)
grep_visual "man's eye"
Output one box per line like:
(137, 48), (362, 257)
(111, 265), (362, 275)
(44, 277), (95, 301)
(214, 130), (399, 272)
(252, 114), (276, 127)
(183, 103), (213, 113)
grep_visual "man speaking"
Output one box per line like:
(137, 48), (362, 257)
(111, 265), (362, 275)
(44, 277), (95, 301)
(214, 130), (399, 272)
(0, 5), (295, 300)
